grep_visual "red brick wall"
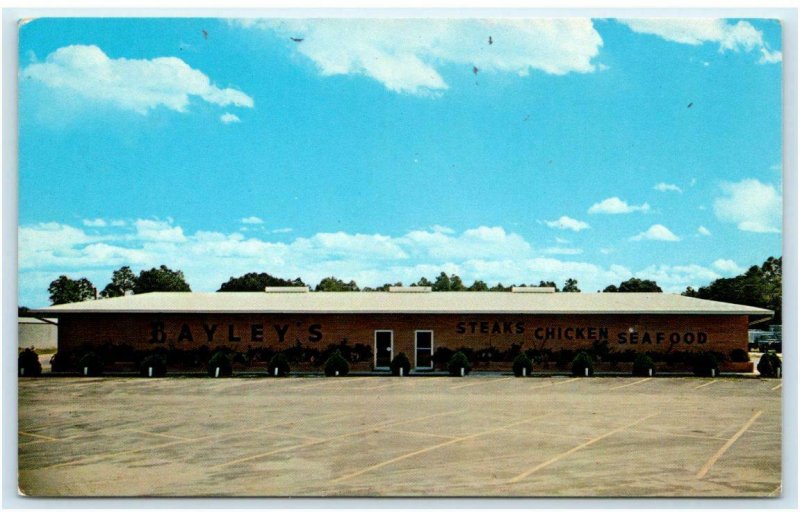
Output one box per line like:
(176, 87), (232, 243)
(58, 312), (749, 367)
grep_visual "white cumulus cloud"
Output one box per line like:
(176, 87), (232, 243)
(712, 259), (742, 274)
(82, 218), (107, 227)
(235, 18), (603, 95)
(544, 215), (590, 232)
(713, 178), (781, 233)
(220, 112), (241, 124)
(697, 226), (712, 236)
(19, 218), (746, 306)
(588, 197), (650, 214)
(134, 219), (187, 243)
(22, 45), (254, 114)
(240, 216), (264, 225)
(619, 19), (780, 64)
(630, 224), (680, 241)
(654, 182), (682, 193)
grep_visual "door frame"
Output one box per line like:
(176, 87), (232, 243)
(374, 330), (394, 370)
(414, 330), (434, 370)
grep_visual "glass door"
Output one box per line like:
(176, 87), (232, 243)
(415, 330), (433, 370)
(374, 330), (393, 369)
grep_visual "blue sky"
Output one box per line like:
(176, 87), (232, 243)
(18, 17), (783, 307)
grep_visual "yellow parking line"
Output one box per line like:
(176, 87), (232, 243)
(610, 378), (653, 391)
(530, 377), (580, 390)
(252, 428), (323, 442)
(18, 431), (58, 441)
(380, 428), (456, 440)
(287, 377), (372, 391)
(695, 410), (762, 479)
(125, 429), (194, 441)
(508, 413), (658, 484)
(331, 414), (547, 484)
(45, 427), (265, 469)
(694, 380), (718, 389)
(771, 382), (782, 391)
(209, 409), (465, 470)
(450, 377), (514, 390)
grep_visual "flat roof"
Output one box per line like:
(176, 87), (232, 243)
(32, 291), (774, 316)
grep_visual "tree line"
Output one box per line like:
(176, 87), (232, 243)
(34, 257), (781, 325)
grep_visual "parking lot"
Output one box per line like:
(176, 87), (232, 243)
(18, 375), (781, 497)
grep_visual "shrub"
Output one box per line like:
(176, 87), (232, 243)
(554, 349), (575, 369)
(390, 352), (411, 376)
(432, 347), (454, 371)
(571, 351), (593, 377)
(49, 351), (72, 372)
(447, 351), (471, 377)
(269, 352), (290, 377)
(757, 352), (782, 378)
(139, 353), (167, 377)
(692, 352), (719, 377)
(78, 352), (104, 376)
(18, 349), (42, 377)
(324, 350), (350, 376)
(632, 353), (655, 377)
(207, 350), (233, 377)
(512, 353), (533, 377)
(730, 348), (750, 363)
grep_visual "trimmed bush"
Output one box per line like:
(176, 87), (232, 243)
(447, 351), (471, 377)
(692, 352), (719, 377)
(207, 350), (233, 377)
(571, 351), (593, 377)
(78, 352), (104, 376)
(18, 348), (42, 377)
(757, 352), (782, 378)
(390, 352), (411, 376)
(632, 353), (656, 377)
(269, 352), (290, 377)
(512, 353), (533, 377)
(139, 353), (167, 377)
(730, 348), (750, 363)
(324, 350), (350, 377)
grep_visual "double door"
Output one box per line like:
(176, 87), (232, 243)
(374, 330), (434, 370)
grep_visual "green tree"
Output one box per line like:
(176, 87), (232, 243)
(687, 256), (781, 326)
(562, 278), (580, 292)
(538, 280), (560, 291)
(432, 272), (451, 291)
(468, 280), (489, 291)
(48, 275), (96, 305)
(489, 283), (511, 292)
(134, 265), (191, 294)
(449, 274), (467, 291)
(603, 278), (662, 293)
(100, 266), (138, 298)
(315, 276), (359, 292)
(218, 272), (305, 292)
(411, 277), (433, 287)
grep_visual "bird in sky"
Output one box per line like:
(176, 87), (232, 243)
(687, 102), (693, 108)
(290, 37), (304, 42)
(488, 36), (493, 45)
(473, 66), (479, 75)
(202, 29), (208, 39)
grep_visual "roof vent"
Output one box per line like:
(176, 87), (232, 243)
(512, 286), (556, 293)
(389, 286), (432, 293)
(264, 286), (310, 293)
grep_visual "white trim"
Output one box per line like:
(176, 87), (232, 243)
(374, 330), (393, 370)
(414, 330), (434, 370)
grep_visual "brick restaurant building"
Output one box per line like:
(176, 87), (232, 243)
(33, 286), (773, 372)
